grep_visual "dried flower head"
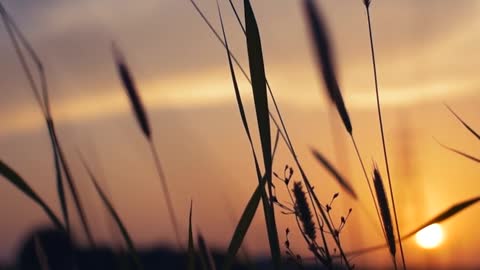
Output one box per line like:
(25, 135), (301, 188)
(292, 181), (316, 240)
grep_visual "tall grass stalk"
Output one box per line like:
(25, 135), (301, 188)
(0, 3), (94, 245)
(302, 0), (387, 249)
(216, 2), (281, 268)
(149, 142), (183, 246)
(363, 2), (406, 268)
(112, 46), (182, 248)
(227, 0), (352, 266)
(221, 1), (353, 266)
(189, 0), (293, 153)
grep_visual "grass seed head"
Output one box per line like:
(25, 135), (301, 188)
(292, 181), (316, 241)
(373, 167), (396, 257)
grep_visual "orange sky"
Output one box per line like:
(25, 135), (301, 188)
(0, 0), (479, 268)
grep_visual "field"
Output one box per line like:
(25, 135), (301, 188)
(0, 0), (479, 269)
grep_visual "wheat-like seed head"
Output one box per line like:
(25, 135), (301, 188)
(292, 181), (316, 241)
(373, 167), (396, 257)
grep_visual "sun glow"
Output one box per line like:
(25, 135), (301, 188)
(415, 224), (444, 249)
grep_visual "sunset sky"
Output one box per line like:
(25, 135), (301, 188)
(0, 0), (479, 268)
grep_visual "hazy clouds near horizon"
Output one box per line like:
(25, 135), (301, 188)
(1, 0), (478, 122)
(1, 0), (480, 267)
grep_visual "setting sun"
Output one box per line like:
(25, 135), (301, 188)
(415, 224), (445, 249)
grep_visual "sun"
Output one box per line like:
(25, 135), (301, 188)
(415, 223), (444, 249)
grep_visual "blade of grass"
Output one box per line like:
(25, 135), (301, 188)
(46, 119), (70, 234)
(192, 1), (350, 267)
(345, 196), (480, 256)
(221, 106), (282, 270)
(403, 196), (480, 239)
(1, 4), (93, 245)
(188, 0), (293, 156)
(198, 234), (216, 270)
(79, 156), (142, 270)
(0, 4), (46, 115)
(188, 201), (195, 270)
(223, 175), (267, 270)
(435, 138), (480, 163)
(0, 160), (64, 231)
(1, 2), (72, 236)
(445, 104), (480, 140)
(217, 1), (279, 268)
(311, 148), (358, 200)
(50, 124), (95, 246)
(244, 0), (272, 184)
(244, 1), (280, 268)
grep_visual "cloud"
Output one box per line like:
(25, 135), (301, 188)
(0, 0), (478, 136)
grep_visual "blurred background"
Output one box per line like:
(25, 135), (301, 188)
(0, 0), (479, 268)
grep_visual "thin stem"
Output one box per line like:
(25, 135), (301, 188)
(1, 5), (51, 117)
(0, 8), (45, 116)
(228, 0), (246, 34)
(46, 119), (70, 233)
(149, 141), (183, 249)
(189, 0), (293, 151)
(2, 3), (94, 245)
(350, 136), (385, 238)
(49, 120), (95, 246)
(365, 8), (406, 269)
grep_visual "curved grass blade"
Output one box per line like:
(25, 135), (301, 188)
(217, 3), (278, 269)
(346, 196), (480, 256)
(303, 0), (352, 134)
(244, 1), (281, 268)
(244, 0), (272, 180)
(50, 126), (95, 246)
(46, 119), (69, 234)
(445, 104), (480, 140)
(0, 4), (46, 116)
(79, 157), (142, 270)
(188, 201), (195, 270)
(403, 196), (480, 239)
(112, 44), (151, 140)
(311, 148), (357, 200)
(2, 3), (93, 245)
(198, 234), (216, 270)
(435, 138), (480, 163)
(223, 175), (266, 270)
(0, 160), (64, 231)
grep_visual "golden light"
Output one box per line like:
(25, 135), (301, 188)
(415, 223), (444, 249)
